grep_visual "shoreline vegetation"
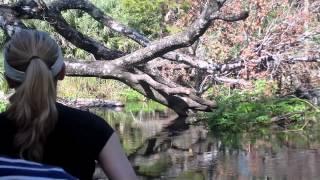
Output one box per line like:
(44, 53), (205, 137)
(205, 80), (320, 133)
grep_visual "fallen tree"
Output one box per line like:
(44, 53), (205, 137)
(0, 0), (249, 115)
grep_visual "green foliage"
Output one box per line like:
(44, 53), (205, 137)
(62, 10), (106, 43)
(176, 171), (205, 180)
(23, 19), (54, 33)
(61, 10), (111, 57)
(106, 36), (140, 53)
(90, 0), (119, 11)
(0, 53), (3, 71)
(120, 88), (146, 102)
(0, 0), (191, 58)
(0, 101), (7, 113)
(0, 75), (8, 94)
(312, 34), (320, 45)
(57, 77), (128, 100)
(0, 30), (6, 49)
(208, 80), (317, 132)
(22, 19), (92, 59)
(0, 54), (8, 112)
(58, 77), (166, 110)
(261, 8), (279, 33)
(166, 25), (183, 34)
(62, 0), (185, 54)
(117, 0), (167, 38)
(229, 42), (243, 58)
(119, 89), (166, 112)
(124, 101), (165, 113)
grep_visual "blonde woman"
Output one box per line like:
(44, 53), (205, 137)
(0, 30), (137, 180)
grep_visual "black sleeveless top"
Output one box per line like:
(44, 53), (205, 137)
(0, 103), (114, 179)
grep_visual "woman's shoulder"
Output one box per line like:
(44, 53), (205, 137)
(56, 103), (105, 123)
(54, 103), (114, 158)
(56, 102), (92, 117)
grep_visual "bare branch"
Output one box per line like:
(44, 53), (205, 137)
(112, 0), (228, 67)
(213, 11), (249, 22)
(0, 6), (25, 36)
(287, 54), (320, 62)
(49, 0), (150, 46)
(43, 0), (249, 71)
(65, 60), (216, 115)
(10, 1), (124, 60)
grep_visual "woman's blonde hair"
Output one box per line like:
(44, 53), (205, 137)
(3, 30), (62, 162)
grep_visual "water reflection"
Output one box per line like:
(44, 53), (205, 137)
(90, 106), (320, 180)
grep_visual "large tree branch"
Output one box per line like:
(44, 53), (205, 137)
(65, 60), (216, 115)
(212, 11), (250, 22)
(68, 0), (247, 69)
(10, 0), (124, 60)
(74, 0), (248, 70)
(0, 6), (25, 37)
(15, 0), (248, 71)
(109, 0), (231, 67)
(49, 0), (150, 46)
(11, 0), (226, 65)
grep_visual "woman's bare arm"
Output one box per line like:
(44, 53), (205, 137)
(98, 132), (138, 180)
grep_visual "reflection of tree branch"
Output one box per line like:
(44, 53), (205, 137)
(128, 116), (187, 159)
(129, 116), (209, 160)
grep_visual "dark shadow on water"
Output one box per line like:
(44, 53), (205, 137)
(163, 116), (189, 136)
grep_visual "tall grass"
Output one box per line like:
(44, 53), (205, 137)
(57, 77), (128, 100)
(57, 77), (148, 102)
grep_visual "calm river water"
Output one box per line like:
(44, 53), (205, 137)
(90, 104), (320, 180)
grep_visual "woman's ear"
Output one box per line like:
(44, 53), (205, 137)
(57, 64), (65, 81)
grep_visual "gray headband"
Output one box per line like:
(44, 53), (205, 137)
(3, 47), (64, 82)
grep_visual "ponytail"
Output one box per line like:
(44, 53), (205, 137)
(7, 58), (58, 161)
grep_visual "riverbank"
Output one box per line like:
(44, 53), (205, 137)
(205, 80), (320, 133)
